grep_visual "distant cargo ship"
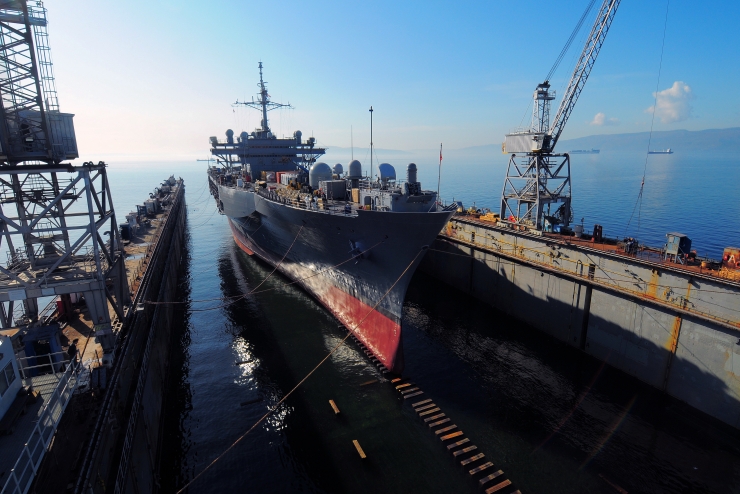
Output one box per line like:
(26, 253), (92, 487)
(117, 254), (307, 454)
(648, 148), (673, 154)
(569, 149), (600, 154)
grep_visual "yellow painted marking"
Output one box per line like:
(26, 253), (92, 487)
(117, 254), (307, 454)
(460, 453), (484, 466)
(427, 418), (451, 428)
(479, 469), (504, 484)
(469, 462), (495, 476)
(435, 425), (457, 435)
(395, 382), (413, 389)
(647, 269), (659, 298)
(446, 438), (470, 450)
(453, 445), (477, 457)
(415, 403), (437, 412)
(418, 407), (441, 417)
(412, 398), (432, 407)
(485, 479), (512, 493)
(391, 377), (403, 383)
(352, 440), (366, 459)
(666, 315), (683, 353)
(329, 400), (340, 414)
(440, 431), (463, 440)
(423, 413), (446, 423)
(400, 387), (420, 394)
(404, 391), (424, 399)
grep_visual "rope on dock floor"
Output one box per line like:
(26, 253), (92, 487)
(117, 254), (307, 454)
(174, 247), (424, 494)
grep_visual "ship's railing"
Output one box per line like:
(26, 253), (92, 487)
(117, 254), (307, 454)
(355, 178), (409, 193)
(255, 187), (358, 217)
(1, 354), (81, 494)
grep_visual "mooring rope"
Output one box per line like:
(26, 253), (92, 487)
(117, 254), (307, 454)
(144, 236), (387, 310)
(183, 225), (304, 312)
(174, 246), (425, 494)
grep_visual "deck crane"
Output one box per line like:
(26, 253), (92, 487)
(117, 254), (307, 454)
(501, 0), (620, 231)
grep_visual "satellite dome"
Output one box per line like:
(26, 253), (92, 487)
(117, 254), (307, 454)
(309, 162), (333, 188)
(348, 160), (362, 179)
(333, 163), (343, 176)
(225, 129), (234, 144)
(378, 163), (396, 182)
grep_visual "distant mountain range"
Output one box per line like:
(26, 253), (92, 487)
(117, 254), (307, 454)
(320, 128), (738, 165)
(447, 127), (740, 158)
(558, 127), (740, 152)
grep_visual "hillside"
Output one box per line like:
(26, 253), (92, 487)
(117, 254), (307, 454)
(446, 127), (740, 159)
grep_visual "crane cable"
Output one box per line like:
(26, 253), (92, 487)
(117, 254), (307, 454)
(145, 237), (387, 307)
(545, 0), (598, 83)
(174, 247), (426, 494)
(625, 0), (670, 236)
(517, 0), (597, 131)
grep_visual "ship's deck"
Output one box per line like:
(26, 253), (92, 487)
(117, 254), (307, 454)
(0, 308), (99, 493)
(458, 215), (740, 284)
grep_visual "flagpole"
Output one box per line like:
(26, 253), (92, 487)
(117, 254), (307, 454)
(437, 143), (442, 209)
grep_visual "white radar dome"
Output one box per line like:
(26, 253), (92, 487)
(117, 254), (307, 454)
(348, 160), (362, 179)
(309, 162), (333, 188)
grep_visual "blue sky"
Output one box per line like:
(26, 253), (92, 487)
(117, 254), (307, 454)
(43, 0), (739, 161)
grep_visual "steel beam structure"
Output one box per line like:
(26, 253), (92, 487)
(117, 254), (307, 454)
(501, 0), (620, 232)
(500, 153), (571, 230)
(0, 2), (127, 357)
(0, 162), (129, 331)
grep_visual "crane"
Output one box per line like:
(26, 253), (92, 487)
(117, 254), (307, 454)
(501, 0), (621, 231)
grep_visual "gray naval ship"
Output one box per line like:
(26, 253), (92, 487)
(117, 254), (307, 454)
(207, 63), (454, 373)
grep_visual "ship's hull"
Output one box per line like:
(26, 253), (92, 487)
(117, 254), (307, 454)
(218, 182), (452, 373)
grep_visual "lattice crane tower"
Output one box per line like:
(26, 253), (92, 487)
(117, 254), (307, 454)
(501, 0), (621, 231)
(0, 1), (128, 358)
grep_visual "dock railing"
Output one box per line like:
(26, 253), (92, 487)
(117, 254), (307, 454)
(1, 354), (81, 494)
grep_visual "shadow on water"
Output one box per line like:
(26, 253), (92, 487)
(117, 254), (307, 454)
(404, 267), (740, 494)
(160, 215), (740, 494)
(160, 235), (330, 493)
(207, 244), (483, 494)
(161, 238), (481, 493)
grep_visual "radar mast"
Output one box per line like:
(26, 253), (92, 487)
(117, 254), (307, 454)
(234, 62), (293, 138)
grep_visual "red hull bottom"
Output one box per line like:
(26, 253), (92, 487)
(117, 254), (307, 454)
(227, 219), (403, 373)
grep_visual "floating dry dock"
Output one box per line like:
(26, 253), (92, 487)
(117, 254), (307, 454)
(0, 178), (186, 494)
(421, 215), (740, 429)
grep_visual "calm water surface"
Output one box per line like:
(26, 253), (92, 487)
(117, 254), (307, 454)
(106, 151), (740, 493)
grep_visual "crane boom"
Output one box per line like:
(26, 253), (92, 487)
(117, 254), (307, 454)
(500, 0), (621, 232)
(546, 0), (621, 152)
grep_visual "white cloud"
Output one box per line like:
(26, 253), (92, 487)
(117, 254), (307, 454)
(590, 112), (619, 126)
(645, 81), (694, 123)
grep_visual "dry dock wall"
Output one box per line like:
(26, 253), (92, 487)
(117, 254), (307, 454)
(419, 218), (740, 429)
(75, 182), (186, 494)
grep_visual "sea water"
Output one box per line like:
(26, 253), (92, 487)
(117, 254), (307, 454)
(104, 149), (739, 493)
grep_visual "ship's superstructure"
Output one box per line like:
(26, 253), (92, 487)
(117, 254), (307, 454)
(208, 64), (454, 373)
